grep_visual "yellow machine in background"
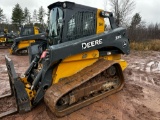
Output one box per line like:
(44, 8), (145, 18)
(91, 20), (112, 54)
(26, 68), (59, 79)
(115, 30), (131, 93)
(9, 26), (44, 55)
(19, 26), (39, 36)
(0, 29), (8, 46)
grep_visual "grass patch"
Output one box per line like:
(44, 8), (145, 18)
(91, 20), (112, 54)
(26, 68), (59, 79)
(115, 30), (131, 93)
(130, 40), (160, 51)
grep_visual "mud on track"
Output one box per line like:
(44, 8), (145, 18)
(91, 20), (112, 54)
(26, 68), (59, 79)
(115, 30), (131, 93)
(0, 49), (160, 120)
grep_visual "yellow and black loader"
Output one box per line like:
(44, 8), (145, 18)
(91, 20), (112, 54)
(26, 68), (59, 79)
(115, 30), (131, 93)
(0, 1), (130, 118)
(9, 26), (45, 55)
(0, 29), (16, 47)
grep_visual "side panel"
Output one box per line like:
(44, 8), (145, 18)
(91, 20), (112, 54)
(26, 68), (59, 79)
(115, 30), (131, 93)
(52, 50), (128, 84)
(53, 50), (99, 83)
(0, 37), (6, 42)
(18, 40), (35, 50)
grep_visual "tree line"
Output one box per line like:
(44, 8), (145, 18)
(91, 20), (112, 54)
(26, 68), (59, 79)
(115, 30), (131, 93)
(0, 0), (160, 41)
(107, 0), (160, 41)
(128, 13), (160, 41)
(0, 3), (46, 31)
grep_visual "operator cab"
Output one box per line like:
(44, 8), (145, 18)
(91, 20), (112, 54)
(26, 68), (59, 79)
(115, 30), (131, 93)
(20, 26), (35, 36)
(48, 1), (97, 45)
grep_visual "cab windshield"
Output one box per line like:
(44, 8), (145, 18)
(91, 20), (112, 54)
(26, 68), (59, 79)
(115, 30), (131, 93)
(48, 7), (63, 44)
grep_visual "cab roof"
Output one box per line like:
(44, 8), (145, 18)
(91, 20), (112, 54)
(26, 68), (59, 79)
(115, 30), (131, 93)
(48, 1), (75, 10)
(48, 1), (96, 10)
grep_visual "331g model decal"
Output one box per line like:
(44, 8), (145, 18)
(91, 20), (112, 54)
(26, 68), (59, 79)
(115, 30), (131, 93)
(115, 35), (122, 40)
(82, 39), (103, 50)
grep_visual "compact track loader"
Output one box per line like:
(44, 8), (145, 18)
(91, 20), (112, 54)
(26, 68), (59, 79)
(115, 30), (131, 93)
(9, 26), (44, 55)
(0, 29), (15, 47)
(0, 1), (130, 118)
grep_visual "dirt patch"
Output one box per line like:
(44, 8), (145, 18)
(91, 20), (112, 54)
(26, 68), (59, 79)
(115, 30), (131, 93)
(0, 49), (160, 120)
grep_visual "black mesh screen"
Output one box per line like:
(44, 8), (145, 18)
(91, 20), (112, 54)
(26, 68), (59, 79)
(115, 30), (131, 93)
(67, 11), (96, 41)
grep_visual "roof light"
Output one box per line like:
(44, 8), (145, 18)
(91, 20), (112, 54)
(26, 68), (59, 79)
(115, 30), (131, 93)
(63, 3), (67, 8)
(101, 11), (113, 18)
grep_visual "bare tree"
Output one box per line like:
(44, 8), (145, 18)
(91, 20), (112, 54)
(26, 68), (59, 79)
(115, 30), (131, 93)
(108, 0), (135, 26)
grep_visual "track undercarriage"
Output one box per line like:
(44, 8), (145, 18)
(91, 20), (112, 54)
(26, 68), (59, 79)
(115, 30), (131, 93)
(14, 48), (28, 55)
(44, 59), (124, 117)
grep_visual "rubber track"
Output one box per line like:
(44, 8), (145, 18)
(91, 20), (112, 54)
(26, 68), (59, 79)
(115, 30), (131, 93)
(13, 49), (28, 55)
(44, 59), (124, 117)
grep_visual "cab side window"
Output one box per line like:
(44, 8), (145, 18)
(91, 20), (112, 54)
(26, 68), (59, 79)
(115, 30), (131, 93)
(67, 11), (96, 41)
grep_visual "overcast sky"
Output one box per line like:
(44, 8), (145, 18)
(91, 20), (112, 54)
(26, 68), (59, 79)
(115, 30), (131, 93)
(0, 0), (160, 24)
